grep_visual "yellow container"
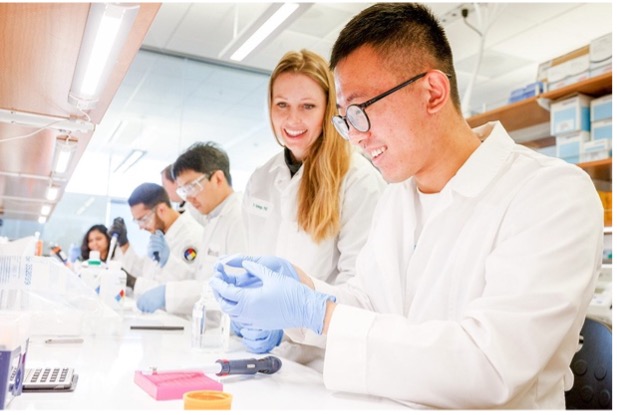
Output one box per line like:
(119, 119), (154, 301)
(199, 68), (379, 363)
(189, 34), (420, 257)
(183, 390), (232, 410)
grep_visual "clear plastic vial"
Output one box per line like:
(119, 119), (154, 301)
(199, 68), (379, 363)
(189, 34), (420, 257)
(191, 283), (230, 351)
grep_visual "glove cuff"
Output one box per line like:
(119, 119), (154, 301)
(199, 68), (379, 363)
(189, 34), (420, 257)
(306, 291), (336, 335)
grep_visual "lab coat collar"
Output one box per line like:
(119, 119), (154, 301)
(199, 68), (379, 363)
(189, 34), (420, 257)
(204, 192), (239, 221)
(268, 151), (305, 190)
(446, 121), (514, 198)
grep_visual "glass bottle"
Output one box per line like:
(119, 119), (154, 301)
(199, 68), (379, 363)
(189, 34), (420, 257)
(191, 283), (230, 351)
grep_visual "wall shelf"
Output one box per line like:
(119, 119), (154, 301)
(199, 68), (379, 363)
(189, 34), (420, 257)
(467, 72), (612, 131)
(466, 72), (612, 184)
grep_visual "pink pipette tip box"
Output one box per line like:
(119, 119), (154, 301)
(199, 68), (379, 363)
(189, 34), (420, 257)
(134, 370), (223, 400)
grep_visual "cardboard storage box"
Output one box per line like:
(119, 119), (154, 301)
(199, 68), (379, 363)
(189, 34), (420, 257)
(581, 138), (612, 162)
(591, 94), (612, 122)
(590, 33), (612, 69)
(591, 119), (613, 141)
(550, 94), (592, 136)
(556, 131), (590, 164)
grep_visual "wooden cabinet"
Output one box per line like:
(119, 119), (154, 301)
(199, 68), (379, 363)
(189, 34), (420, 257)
(467, 72), (612, 182)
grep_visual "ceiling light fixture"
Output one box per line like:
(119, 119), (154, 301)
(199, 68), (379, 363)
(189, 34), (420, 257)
(68, 3), (140, 110)
(52, 134), (79, 176)
(38, 216), (47, 224)
(46, 185), (60, 201)
(113, 149), (146, 174)
(220, 3), (310, 62)
(40, 205), (52, 216)
(0, 109), (94, 132)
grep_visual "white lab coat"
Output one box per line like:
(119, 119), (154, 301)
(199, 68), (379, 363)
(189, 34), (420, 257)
(165, 192), (246, 317)
(121, 211), (204, 298)
(314, 122), (603, 409)
(243, 150), (385, 284)
(243, 150), (385, 364)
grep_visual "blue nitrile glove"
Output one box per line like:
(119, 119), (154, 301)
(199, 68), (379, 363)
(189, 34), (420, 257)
(230, 318), (283, 354)
(137, 285), (166, 313)
(230, 320), (243, 337)
(209, 261), (335, 335)
(239, 327), (283, 354)
(147, 230), (170, 267)
(216, 254), (300, 284)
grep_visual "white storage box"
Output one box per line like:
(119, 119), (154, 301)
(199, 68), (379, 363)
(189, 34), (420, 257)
(547, 62), (569, 91)
(581, 138), (612, 162)
(591, 119), (613, 141)
(550, 94), (592, 136)
(565, 54), (590, 85)
(590, 63), (612, 78)
(591, 95), (612, 122)
(590, 33), (612, 69)
(556, 131), (590, 164)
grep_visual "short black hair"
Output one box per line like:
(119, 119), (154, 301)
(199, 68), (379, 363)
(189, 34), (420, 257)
(128, 183), (171, 208)
(172, 141), (233, 186)
(161, 164), (174, 181)
(330, 3), (461, 112)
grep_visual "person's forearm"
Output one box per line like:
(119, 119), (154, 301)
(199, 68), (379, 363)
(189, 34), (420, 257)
(294, 265), (315, 289)
(322, 301), (336, 335)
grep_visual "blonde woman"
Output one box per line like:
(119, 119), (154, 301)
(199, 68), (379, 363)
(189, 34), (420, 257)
(233, 49), (385, 359)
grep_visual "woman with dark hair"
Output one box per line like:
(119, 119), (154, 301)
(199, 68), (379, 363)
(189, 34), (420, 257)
(80, 224), (113, 262)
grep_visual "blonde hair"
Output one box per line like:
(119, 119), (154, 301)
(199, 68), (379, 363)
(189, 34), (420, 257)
(268, 49), (351, 243)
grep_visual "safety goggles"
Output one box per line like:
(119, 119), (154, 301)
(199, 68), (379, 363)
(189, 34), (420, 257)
(176, 173), (210, 201)
(332, 72), (440, 140)
(133, 209), (155, 227)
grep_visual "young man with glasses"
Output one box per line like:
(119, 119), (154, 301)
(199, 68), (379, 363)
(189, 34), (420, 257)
(109, 182), (203, 300)
(136, 142), (245, 317)
(209, 3), (603, 409)
(160, 163), (206, 226)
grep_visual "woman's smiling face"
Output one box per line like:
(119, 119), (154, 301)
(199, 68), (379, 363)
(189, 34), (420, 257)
(270, 72), (327, 162)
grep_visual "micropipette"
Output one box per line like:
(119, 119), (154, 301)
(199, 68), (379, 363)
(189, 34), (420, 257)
(108, 233), (118, 260)
(142, 356), (282, 377)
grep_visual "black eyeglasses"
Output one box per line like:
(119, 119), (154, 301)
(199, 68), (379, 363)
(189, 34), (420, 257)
(332, 71), (451, 140)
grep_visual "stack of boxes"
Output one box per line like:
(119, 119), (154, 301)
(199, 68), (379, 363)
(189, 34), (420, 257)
(551, 94), (591, 164)
(589, 33), (612, 77)
(538, 33), (612, 92)
(548, 32), (612, 166)
(585, 94), (612, 162)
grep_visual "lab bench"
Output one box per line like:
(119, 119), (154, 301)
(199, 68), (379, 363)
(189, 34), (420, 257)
(7, 301), (406, 411)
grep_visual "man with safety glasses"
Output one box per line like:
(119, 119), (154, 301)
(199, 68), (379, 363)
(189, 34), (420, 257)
(209, 3), (603, 409)
(136, 142), (245, 316)
(109, 183), (203, 300)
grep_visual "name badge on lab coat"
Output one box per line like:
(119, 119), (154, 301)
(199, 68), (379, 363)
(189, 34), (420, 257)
(248, 197), (272, 218)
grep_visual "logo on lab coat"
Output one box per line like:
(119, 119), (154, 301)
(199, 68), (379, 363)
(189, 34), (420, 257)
(183, 247), (198, 263)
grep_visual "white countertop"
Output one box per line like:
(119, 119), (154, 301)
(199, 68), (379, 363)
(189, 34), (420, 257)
(8, 301), (406, 411)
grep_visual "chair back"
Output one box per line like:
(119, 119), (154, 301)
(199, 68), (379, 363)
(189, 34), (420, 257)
(565, 317), (612, 409)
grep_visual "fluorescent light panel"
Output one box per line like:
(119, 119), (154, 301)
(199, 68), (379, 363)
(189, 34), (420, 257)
(53, 136), (78, 175)
(114, 149), (146, 174)
(41, 205), (52, 216)
(46, 186), (60, 201)
(230, 3), (300, 62)
(69, 4), (139, 109)
(38, 216), (47, 224)
(81, 13), (123, 96)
